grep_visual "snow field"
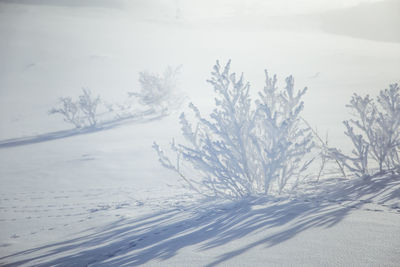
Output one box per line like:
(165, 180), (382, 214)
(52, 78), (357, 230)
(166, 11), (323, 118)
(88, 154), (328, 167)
(1, 1), (400, 266)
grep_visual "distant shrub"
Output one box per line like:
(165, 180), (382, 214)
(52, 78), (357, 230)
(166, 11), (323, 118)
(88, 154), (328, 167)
(78, 89), (101, 127)
(49, 97), (82, 128)
(329, 83), (400, 176)
(129, 66), (183, 115)
(154, 61), (314, 199)
(49, 89), (101, 128)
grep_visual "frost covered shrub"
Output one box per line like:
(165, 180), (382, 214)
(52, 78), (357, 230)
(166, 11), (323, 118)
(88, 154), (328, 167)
(78, 89), (101, 127)
(329, 83), (400, 176)
(129, 66), (182, 114)
(49, 97), (82, 128)
(154, 61), (314, 199)
(253, 71), (314, 193)
(49, 89), (101, 128)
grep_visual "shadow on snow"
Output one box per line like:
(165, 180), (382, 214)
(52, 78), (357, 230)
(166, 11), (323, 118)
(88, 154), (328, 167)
(1, 173), (399, 266)
(0, 110), (167, 149)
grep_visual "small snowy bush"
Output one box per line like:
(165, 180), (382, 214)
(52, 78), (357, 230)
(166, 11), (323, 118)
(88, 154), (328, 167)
(129, 66), (182, 114)
(49, 89), (101, 128)
(78, 89), (101, 127)
(329, 83), (400, 176)
(154, 61), (314, 199)
(49, 97), (82, 128)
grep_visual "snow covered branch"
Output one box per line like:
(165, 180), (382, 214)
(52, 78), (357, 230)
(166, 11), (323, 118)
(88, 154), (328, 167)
(154, 60), (314, 199)
(49, 97), (82, 128)
(330, 83), (400, 176)
(129, 66), (183, 115)
(49, 88), (101, 128)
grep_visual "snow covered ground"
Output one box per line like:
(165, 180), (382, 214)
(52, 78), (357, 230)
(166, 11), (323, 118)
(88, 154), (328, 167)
(1, 1), (400, 266)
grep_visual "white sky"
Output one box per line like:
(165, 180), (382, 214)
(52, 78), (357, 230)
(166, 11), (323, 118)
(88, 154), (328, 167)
(174, 0), (385, 17)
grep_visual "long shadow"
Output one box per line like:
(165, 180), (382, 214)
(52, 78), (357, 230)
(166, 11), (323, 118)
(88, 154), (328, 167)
(0, 111), (167, 149)
(0, 174), (399, 266)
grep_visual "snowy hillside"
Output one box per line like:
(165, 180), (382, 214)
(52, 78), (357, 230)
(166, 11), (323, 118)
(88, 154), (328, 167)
(1, 120), (399, 266)
(1, 0), (400, 266)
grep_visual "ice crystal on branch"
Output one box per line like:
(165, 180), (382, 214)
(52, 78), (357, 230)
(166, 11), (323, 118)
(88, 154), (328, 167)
(329, 83), (400, 176)
(154, 60), (314, 199)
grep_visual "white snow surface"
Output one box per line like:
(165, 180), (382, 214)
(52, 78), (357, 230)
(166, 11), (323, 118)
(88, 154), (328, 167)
(1, 1), (400, 266)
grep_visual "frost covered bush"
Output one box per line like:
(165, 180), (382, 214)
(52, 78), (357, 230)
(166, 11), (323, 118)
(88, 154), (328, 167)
(49, 97), (82, 128)
(329, 83), (400, 176)
(49, 89), (101, 128)
(154, 61), (314, 199)
(253, 71), (314, 193)
(78, 89), (101, 127)
(129, 66), (183, 115)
